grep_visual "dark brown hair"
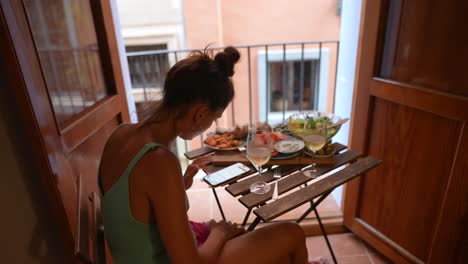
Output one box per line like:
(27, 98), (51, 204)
(145, 46), (240, 122)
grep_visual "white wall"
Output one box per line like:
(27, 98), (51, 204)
(116, 0), (184, 49)
(112, 0), (138, 123)
(331, 0), (363, 206)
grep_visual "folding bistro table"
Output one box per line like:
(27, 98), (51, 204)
(185, 143), (382, 264)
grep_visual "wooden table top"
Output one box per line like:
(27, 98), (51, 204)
(185, 142), (382, 223)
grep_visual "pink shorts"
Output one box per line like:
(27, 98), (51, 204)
(189, 221), (210, 247)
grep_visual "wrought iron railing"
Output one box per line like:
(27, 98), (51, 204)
(126, 40), (339, 156)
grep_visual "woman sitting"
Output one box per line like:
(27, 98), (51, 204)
(99, 46), (320, 263)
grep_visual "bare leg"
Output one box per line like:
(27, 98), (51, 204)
(217, 222), (308, 264)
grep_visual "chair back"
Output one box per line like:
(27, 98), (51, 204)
(90, 192), (106, 264)
(74, 175), (107, 264)
(75, 174), (91, 263)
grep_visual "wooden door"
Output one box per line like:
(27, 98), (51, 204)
(0, 0), (130, 256)
(343, 0), (468, 263)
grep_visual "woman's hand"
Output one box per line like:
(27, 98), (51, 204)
(208, 220), (246, 242)
(197, 220), (245, 261)
(183, 156), (212, 189)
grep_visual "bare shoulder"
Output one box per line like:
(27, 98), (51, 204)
(131, 145), (183, 191)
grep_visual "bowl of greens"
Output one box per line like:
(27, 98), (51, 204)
(286, 111), (345, 140)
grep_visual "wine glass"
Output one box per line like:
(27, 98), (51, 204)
(301, 112), (328, 178)
(246, 126), (272, 194)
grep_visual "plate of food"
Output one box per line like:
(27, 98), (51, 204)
(203, 125), (248, 150)
(271, 150), (302, 160)
(269, 133), (305, 160)
(272, 123), (292, 135)
(275, 138), (305, 154)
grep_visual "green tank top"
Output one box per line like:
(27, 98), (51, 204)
(98, 131), (193, 263)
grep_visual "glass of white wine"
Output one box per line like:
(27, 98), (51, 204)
(246, 126), (272, 194)
(302, 113), (328, 178)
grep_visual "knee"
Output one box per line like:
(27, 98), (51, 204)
(275, 222), (305, 242)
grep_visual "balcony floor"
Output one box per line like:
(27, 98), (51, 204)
(187, 175), (342, 223)
(187, 177), (390, 263)
(306, 233), (391, 263)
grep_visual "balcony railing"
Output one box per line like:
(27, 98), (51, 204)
(126, 40), (339, 157)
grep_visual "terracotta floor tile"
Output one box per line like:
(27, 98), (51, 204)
(316, 195), (342, 215)
(329, 233), (368, 256)
(307, 233), (394, 263)
(335, 255), (373, 264)
(190, 177), (210, 190)
(186, 189), (212, 222)
(306, 233), (368, 260)
(187, 174), (342, 224)
(363, 241), (382, 255)
(369, 253), (393, 264)
(306, 235), (329, 259)
(364, 245), (392, 264)
(363, 241), (393, 264)
(211, 188), (250, 223)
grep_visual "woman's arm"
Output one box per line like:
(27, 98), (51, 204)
(136, 149), (230, 263)
(198, 220), (244, 261)
(183, 156), (212, 190)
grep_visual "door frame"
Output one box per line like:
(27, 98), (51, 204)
(0, 0), (130, 256)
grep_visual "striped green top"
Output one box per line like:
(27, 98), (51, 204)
(98, 142), (192, 264)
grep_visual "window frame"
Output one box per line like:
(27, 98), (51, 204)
(125, 43), (169, 103)
(257, 48), (330, 124)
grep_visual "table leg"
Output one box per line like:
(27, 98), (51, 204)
(212, 188), (226, 221)
(296, 204), (315, 223)
(313, 207), (338, 264)
(247, 217), (261, 231)
(242, 208), (252, 227)
(296, 189), (333, 223)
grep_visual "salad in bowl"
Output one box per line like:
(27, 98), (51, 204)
(286, 111), (345, 140)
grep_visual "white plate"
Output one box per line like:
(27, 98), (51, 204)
(274, 139), (305, 154)
(204, 132), (245, 151)
(205, 142), (245, 151)
(271, 150), (302, 160)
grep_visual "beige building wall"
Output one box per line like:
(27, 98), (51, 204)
(184, 0), (341, 149)
(117, 0), (340, 151)
(185, 0), (340, 46)
(183, 0), (221, 48)
(221, 0), (340, 45)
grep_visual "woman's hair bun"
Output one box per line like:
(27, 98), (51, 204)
(214, 46), (241, 77)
